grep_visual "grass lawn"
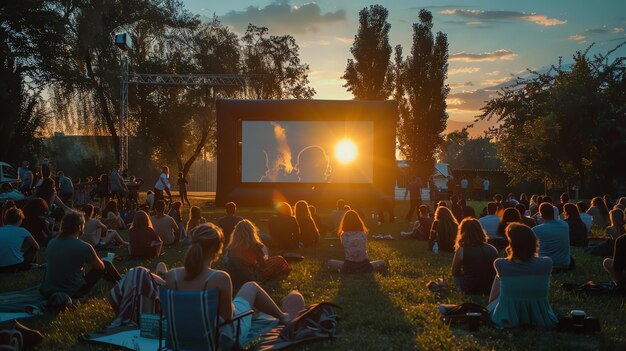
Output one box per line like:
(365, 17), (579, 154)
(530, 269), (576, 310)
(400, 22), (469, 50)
(2, 198), (625, 350)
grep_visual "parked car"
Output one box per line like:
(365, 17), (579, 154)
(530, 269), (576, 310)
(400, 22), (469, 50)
(0, 162), (25, 203)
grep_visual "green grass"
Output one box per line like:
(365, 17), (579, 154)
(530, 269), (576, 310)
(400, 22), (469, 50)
(2, 199), (625, 350)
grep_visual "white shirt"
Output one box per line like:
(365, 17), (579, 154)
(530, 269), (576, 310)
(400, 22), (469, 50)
(483, 180), (490, 190)
(460, 179), (468, 189)
(579, 213), (593, 234)
(479, 215), (500, 239)
(154, 173), (170, 190)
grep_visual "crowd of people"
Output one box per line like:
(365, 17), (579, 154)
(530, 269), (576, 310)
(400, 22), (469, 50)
(404, 191), (626, 329)
(2, 158), (626, 343)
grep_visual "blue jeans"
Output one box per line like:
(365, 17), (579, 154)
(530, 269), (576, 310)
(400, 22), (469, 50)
(453, 276), (464, 292)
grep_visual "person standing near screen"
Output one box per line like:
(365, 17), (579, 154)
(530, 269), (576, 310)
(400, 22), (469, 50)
(404, 176), (423, 221)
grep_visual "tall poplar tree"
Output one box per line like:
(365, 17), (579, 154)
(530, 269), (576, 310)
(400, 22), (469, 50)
(342, 4), (393, 100)
(396, 9), (449, 181)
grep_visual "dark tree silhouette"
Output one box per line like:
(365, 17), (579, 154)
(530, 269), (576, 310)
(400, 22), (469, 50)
(342, 4), (394, 100)
(396, 9), (449, 181)
(478, 43), (626, 195)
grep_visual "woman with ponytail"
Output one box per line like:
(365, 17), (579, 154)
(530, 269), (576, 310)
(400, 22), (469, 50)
(164, 223), (305, 343)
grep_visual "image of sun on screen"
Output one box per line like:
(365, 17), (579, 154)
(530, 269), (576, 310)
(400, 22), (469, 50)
(241, 121), (374, 183)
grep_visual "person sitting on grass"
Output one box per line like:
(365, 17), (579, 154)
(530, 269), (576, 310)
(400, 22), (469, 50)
(294, 200), (320, 247)
(451, 218), (498, 295)
(479, 202), (501, 240)
(459, 199), (476, 219)
(603, 230), (626, 288)
(81, 204), (127, 248)
(493, 208), (521, 249)
(268, 202), (301, 250)
(168, 201), (186, 241)
(576, 201), (593, 234)
(515, 204), (536, 228)
(0, 208), (40, 273)
(150, 200), (179, 246)
(226, 219), (290, 290)
(308, 205), (326, 235)
(186, 206), (206, 234)
(327, 210), (387, 274)
(429, 206), (458, 253)
(22, 198), (53, 247)
(586, 209), (626, 257)
(488, 223), (558, 329)
(532, 203), (572, 270)
(128, 210), (162, 259)
(163, 223), (305, 347)
(563, 203), (588, 247)
(102, 200), (127, 230)
(587, 197), (610, 229)
(35, 178), (71, 213)
(401, 205), (433, 240)
(217, 202), (243, 244)
(40, 212), (121, 299)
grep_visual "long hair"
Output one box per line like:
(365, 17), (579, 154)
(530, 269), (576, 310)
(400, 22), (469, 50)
(591, 197), (609, 221)
(184, 223), (224, 281)
(294, 200), (318, 232)
(497, 208), (521, 237)
(609, 209), (625, 231)
(338, 210), (367, 235)
(563, 203), (581, 221)
(59, 212), (85, 238)
(132, 211), (152, 231)
(187, 206), (203, 232)
(434, 206), (458, 239)
(455, 218), (488, 250)
(505, 223), (537, 261)
(227, 219), (263, 251)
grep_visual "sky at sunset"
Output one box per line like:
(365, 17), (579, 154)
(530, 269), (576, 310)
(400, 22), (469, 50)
(183, 0), (626, 135)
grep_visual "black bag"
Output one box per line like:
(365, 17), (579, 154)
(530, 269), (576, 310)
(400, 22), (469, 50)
(438, 303), (490, 331)
(557, 316), (601, 333)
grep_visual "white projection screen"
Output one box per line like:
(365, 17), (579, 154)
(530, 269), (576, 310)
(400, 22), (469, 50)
(241, 121), (374, 183)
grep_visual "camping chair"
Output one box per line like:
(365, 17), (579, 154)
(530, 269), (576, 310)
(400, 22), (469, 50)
(158, 286), (253, 351)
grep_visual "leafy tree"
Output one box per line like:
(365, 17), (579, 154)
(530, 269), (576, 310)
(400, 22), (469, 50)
(342, 4), (393, 100)
(396, 9), (449, 181)
(439, 130), (501, 169)
(479, 44), (626, 194)
(242, 25), (315, 99)
(0, 48), (48, 163)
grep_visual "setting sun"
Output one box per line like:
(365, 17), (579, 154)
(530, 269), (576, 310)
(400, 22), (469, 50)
(335, 139), (357, 164)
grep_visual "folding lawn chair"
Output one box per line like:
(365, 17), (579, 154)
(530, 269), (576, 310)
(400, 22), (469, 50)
(158, 286), (253, 351)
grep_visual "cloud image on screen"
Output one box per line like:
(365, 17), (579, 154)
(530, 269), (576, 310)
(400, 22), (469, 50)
(241, 121), (373, 183)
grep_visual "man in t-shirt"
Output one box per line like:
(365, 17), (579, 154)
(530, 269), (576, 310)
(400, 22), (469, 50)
(533, 203), (572, 269)
(20, 163), (34, 196)
(40, 212), (121, 298)
(479, 202), (501, 239)
(482, 178), (490, 200)
(404, 176), (423, 221)
(0, 208), (40, 273)
(57, 171), (74, 205)
(150, 200), (179, 245)
(217, 202), (243, 243)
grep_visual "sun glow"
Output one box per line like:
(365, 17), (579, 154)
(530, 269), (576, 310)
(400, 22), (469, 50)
(335, 139), (357, 164)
